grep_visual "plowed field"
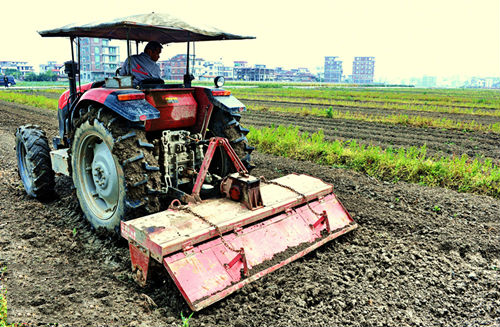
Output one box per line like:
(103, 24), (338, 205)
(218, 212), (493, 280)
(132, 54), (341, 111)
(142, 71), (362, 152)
(1, 96), (499, 327)
(240, 99), (500, 162)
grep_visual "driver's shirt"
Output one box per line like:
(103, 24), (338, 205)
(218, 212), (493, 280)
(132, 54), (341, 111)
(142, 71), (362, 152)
(119, 52), (161, 87)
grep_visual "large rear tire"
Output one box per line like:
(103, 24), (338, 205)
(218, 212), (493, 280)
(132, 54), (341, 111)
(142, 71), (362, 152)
(71, 106), (161, 232)
(207, 108), (254, 176)
(15, 125), (55, 198)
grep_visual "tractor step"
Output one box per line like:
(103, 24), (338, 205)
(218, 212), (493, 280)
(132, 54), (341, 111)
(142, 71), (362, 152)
(121, 173), (357, 311)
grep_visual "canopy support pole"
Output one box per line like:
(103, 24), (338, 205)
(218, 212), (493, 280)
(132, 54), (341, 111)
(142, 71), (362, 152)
(127, 28), (132, 79)
(184, 40), (192, 88)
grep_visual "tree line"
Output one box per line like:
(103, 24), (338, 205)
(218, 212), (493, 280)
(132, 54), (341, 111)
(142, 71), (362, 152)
(3, 69), (59, 82)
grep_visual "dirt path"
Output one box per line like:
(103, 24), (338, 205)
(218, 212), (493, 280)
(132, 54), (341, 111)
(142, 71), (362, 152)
(1, 101), (499, 326)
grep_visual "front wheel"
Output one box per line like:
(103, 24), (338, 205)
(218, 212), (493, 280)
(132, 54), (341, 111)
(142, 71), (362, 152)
(15, 125), (55, 198)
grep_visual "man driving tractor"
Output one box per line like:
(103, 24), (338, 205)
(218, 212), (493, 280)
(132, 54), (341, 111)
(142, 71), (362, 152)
(119, 41), (163, 87)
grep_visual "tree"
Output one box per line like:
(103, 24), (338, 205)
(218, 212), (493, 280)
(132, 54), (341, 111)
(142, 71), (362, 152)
(4, 68), (21, 79)
(24, 72), (38, 81)
(23, 71), (58, 82)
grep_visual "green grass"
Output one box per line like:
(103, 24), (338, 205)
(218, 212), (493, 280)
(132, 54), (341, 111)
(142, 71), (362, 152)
(231, 87), (500, 121)
(0, 92), (58, 111)
(181, 312), (194, 327)
(238, 94), (500, 117)
(248, 125), (500, 198)
(0, 288), (6, 327)
(15, 89), (65, 95)
(231, 87), (500, 109)
(15, 81), (68, 87)
(1, 265), (10, 327)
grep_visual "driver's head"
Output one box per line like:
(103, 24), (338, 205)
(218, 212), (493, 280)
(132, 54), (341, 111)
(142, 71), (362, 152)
(144, 41), (163, 62)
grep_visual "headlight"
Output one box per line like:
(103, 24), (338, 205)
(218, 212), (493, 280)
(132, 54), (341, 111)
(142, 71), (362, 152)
(214, 76), (225, 88)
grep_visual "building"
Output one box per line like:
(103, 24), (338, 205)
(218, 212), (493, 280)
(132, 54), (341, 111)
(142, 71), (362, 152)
(352, 57), (375, 84)
(467, 77), (500, 89)
(78, 38), (120, 81)
(220, 65), (234, 80)
(275, 67), (317, 82)
(0, 61), (34, 77)
(421, 76), (437, 88)
(233, 61), (248, 68)
(234, 65), (275, 81)
(167, 54), (190, 80)
(157, 60), (171, 80)
(324, 56), (343, 83)
(39, 61), (65, 78)
(159, 54), (232, 82)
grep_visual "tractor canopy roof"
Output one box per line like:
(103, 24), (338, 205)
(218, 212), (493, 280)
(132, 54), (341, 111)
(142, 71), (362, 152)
(38, 12), (255, 43)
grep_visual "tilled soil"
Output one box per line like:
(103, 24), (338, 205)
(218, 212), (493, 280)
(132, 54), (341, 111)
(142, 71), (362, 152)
(241, 109), (500, 163)
(1, 100), (499, 327)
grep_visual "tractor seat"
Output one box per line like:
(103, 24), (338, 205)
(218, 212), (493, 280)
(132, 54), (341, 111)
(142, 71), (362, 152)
(91, 80), (105, 88)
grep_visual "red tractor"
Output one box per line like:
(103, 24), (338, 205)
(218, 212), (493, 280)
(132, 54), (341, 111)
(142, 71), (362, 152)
(15, 13), (357, 311)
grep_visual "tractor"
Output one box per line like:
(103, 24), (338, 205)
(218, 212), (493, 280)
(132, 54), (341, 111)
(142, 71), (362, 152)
(15, 13), (357, 311)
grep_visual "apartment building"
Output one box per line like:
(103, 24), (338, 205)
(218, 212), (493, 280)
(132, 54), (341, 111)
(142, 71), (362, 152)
(0, 61), (34, 76)
(167, 54), (190, 80)
(352, 57), (375, 84)
(234, 65), (275, 81)
(78, 38), (120, 81)
(39, 61), (65, 77)
(324, 56), (343, 83)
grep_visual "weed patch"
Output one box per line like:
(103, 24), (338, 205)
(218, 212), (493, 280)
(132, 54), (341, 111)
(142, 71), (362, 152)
(248, 125), (500, 198)
(0, 92), (57, 111)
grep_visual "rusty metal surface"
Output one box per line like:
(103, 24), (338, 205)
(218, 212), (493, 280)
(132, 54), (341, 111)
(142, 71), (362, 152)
(161, 192), (357, 311)
(128, 241), (150, 287)
(192, 137), (248, 197)
(121, 174), (334, 260)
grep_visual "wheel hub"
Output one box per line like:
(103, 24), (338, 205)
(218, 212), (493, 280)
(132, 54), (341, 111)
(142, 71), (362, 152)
(91, 142), (119, 207)
(78, 135), (120, 219)
(92, 163), (108, 188)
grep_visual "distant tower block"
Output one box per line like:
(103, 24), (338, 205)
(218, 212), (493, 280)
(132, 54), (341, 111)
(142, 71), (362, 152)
(324, 56), (343, 83)
(352, 57), (375, 84)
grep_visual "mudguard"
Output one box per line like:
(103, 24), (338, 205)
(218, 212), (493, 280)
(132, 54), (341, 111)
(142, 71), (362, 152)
(57, 85), (160, 141)
(77, 88), (160, 121)
(204, 88), (246, 114)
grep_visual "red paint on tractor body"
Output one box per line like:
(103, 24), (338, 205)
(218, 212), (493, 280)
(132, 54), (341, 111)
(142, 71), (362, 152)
(144, 88), (197, 131)
(79, 87), (116, 103)
(58, 82), (94, 110)
(192, 87), (214, 136)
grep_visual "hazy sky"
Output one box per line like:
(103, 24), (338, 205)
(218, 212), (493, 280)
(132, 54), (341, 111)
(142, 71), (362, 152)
(1, 0), (499, 80)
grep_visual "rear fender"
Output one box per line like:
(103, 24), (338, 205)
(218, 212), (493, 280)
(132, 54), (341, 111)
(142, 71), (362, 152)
(57, 83), (94, 141)
(204, 88), (246, 114)
(76, 88), (160, 122)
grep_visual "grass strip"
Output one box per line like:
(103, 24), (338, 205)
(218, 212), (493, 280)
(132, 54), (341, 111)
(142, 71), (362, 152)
(15, 89), (65, 94)
(251, 104), (500, 134)
(0, 265), (13, 327)
(0, 92), (58, 111)
(238, 94), (500, 117)
(0, 287), (6, 327)
(231, 87), (500, 109)
(248, 125), (500, 198)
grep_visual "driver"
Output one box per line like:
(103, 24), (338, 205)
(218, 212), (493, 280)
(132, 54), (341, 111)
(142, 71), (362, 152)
(119, 41), (163, 87)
